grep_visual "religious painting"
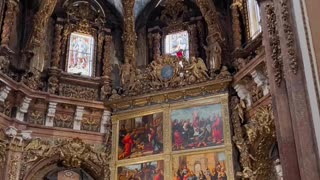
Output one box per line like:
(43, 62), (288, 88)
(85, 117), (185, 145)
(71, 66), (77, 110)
(118, 160), (164, 180)
(172, 151), (228, 180)
(67, 32), (94, 76)
(165, 31), (189, 60)
(171, 104), (224, 151)
(118, 112), (163, 160)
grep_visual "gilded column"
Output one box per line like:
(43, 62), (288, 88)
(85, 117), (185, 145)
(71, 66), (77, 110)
(101, 35), (113, 98)
(1, 0), (19, 49)
(51, 24), (63, 68)
(122, 0), (136, 66)
(231, 0), (242, 49)
(48, 24), (63, 94)
(60, 24), (70, 69)
(120, 0), (136, 88)
(152, 33), (161, 60)
(188, 24), (198, 57)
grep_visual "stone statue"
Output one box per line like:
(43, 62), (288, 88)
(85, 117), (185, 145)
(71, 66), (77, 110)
(120, 61), (133, 87)
(202, 37), (222, 72)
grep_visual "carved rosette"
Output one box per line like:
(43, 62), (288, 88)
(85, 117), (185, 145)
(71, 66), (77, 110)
(1, 0), (19, 48)
(265, 4), (283, 86)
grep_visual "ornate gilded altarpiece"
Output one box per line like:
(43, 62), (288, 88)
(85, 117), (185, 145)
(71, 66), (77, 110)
(110, 94), (235, 180)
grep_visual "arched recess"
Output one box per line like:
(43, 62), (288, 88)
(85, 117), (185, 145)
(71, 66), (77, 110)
(23, 155), (102, 180)
(21, 138), (110, 180)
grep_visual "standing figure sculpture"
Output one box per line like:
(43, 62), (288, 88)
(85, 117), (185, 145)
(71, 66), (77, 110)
(202, 36), (222, 75)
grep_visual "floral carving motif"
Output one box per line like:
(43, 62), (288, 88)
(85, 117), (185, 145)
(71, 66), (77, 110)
(265, 4), (283, 86)
(59, 84), (98, 100)
(280, 0), (298, 74)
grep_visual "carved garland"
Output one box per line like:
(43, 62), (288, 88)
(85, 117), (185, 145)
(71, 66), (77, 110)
(265, 4), (283, 86)
(280, 0), (298, 74)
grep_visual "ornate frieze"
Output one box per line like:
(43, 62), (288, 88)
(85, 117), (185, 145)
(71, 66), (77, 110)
(265, 4), (283, 86)
(28, 110), (45, 125)
(59, 84), (98, 101)
(54, 113), (73, 129)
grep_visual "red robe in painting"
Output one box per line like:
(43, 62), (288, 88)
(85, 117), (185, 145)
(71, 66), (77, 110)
(174, 130), (184, 147)
(176, 50), (183, 58)
(122, 133), (134, 157)
(212, 117), (223, 142)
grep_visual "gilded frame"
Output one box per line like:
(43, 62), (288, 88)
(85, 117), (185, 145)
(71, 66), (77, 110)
(110, 93), (234, 180)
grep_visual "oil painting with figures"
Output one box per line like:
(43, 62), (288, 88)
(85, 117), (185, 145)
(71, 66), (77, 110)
(173, 152), (228, 180)
(118, 160), (164, 180)
(118, 112), (163, 160)
(171, 104), (224, 151)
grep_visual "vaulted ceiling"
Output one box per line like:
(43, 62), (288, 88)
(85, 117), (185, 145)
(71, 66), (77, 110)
(107, 0), (154, 18)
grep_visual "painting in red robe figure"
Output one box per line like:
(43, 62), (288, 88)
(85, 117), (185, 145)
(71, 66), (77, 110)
(118, 133), (134, 159)
(118, 113), (163, 160)
(118, 160), (164, 180)
(165, 31), (189, 60)
(171, 104), (224, 151)
(176, 49), (184, 58)
(212, 115), (223, 144)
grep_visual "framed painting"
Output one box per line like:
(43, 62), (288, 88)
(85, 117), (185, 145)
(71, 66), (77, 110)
(171, 103), (224, 151)
(172, 151), (230, 180)
(117, 112), (164, 160)
(118, 160), (164, 180)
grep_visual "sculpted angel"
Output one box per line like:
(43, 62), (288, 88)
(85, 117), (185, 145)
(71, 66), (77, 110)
(186, 57), (209, 82)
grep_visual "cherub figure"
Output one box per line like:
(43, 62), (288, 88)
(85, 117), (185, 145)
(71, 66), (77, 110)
(186, 57), (209, 83)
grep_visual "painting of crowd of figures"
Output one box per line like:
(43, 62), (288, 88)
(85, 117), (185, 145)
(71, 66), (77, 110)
(112, 95), (234, 180)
